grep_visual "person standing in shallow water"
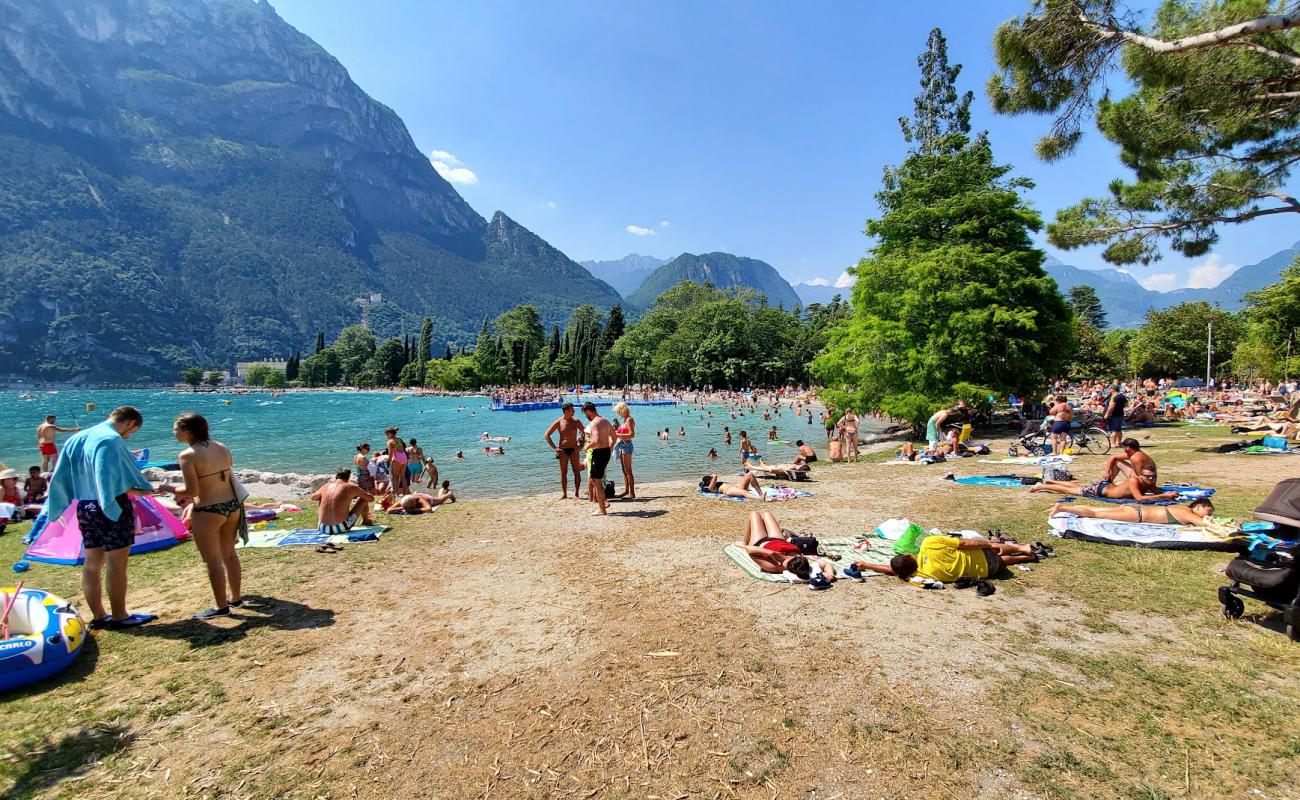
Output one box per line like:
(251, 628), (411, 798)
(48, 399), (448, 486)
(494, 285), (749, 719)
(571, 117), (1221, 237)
(612, 401), (636, 500)
(544, 402), (586, 500)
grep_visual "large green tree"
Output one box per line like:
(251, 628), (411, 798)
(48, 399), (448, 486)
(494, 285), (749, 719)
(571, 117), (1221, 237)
(989, 1), (1300, 264)
(1068, 285), (1108, 329)
(494, 305), (545, 383)
(813, 28), (1075, 427)
(333, 325), (377, 385)
(1233, 256), (1300, 379)
(1129, 301), (1244, 377)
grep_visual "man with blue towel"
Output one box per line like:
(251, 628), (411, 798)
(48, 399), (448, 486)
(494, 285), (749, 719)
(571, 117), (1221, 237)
(44, 406), (161, 630)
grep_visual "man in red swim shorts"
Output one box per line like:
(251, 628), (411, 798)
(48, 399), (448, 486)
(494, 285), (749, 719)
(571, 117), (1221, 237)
(36, 414), (79, 473)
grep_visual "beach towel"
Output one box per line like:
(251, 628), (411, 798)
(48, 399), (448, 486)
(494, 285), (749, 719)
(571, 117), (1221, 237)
(979, 455), (1076, 466)
(235, 525), (389, 549)
(1047, 513), (1241, 550)
(952, 475), (1030, 488)
(697, 487), (813, 502)
(43, 421), (154, 523)
(723, 537), (895, 583)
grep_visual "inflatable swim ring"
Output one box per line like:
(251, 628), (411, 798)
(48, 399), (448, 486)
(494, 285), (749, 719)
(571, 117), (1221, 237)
(0, 588), (85, 693)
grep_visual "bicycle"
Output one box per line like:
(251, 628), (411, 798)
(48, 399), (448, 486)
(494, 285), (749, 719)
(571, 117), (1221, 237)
(1017, 419), (1112, 456)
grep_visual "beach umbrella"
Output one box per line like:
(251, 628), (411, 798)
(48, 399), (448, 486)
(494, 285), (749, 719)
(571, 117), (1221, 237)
(1172, 377), (1206, 388)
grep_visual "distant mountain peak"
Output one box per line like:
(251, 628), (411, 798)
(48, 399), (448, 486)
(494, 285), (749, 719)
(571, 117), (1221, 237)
(626, 251), (800, 310)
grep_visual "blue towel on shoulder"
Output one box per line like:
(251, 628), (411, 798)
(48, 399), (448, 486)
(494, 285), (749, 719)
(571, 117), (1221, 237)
(43, 421), (153, 522)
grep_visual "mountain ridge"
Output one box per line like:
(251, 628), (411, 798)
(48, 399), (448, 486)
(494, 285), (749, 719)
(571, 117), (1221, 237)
(626, 252), (801, 310)
(0, 0), (620, 379)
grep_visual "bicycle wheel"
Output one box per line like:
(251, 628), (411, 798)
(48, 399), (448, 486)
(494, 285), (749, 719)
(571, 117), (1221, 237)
(1081, 428), (1111, 455)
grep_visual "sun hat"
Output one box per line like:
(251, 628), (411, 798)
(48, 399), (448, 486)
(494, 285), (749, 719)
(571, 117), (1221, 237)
(0, 469), (20, 481)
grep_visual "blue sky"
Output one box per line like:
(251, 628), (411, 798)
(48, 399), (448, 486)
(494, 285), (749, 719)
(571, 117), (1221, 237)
(269, 0), (1299, 292)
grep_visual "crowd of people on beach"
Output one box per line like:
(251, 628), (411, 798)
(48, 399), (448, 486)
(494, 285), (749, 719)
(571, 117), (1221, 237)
(3, 375), (1296, 634)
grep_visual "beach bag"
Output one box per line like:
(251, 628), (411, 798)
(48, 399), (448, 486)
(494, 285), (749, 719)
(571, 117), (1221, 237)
(893, 523), (928, 555)
(604, 480), (616, 498)
(1261, 435), (1288, 450)
(790, 535), (820, 555)
(1042, 464), (1073, 482)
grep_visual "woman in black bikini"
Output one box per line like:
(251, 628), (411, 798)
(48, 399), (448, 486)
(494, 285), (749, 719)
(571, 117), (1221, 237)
(166, 412), (244, 619)
(1049, 498), (1216, 526)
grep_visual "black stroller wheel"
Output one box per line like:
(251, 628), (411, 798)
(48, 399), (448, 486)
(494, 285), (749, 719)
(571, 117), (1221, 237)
(1221, 594), (1245, 620)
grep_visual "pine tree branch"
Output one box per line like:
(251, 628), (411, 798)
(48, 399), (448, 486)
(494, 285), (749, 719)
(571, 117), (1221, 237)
(1093, 202), (1300, 236)
(1254, 90), (1300, 100)
(1076, 4), (1300, 61)
(1235, 41), (1300, 68)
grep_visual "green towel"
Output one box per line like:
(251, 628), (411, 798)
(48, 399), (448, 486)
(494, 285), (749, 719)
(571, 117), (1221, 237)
(723, 536), (895, 583)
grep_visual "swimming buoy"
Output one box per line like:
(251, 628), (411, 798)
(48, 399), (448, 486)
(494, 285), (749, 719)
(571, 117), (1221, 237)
(224, 399), (232, 406)
(395, 396), (405, 401)
(0, 588), (85, 693)
(84, 402), (95, 412)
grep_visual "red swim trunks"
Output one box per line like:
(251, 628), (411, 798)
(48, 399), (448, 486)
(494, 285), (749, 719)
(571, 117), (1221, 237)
(760, 539), (801, 555)
(39, 442), (57, 456)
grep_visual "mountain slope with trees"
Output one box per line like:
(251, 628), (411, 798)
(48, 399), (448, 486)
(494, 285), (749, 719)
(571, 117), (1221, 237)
(0, 0), (619, 381)
(626, 252), (801, 311)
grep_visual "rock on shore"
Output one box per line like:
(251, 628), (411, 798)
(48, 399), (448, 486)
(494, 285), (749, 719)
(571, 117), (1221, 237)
(142, 468), (331, 502)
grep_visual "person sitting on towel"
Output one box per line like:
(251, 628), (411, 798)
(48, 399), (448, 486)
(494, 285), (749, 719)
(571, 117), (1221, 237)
(1028, 439), (1177, 502)
(1049, 498), (1216, 526)
(701, 472), (764, 500)
(312, 468), (375, 534)
(851, 535), (1039, 583)
(735, 509), (834, 581)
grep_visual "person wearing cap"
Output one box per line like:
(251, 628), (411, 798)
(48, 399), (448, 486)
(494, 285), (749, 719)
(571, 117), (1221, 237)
(42, 405), (162, 630)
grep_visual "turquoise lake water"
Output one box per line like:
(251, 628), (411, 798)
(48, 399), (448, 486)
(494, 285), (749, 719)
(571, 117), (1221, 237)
(0, 390), (833, 498)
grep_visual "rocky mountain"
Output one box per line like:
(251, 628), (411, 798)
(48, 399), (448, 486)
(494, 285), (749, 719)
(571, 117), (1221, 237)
(1044, 241), (1300, 329)
(793, 282), (849, 307)
(579, 254), (665, 296)
(626, 252), (802, 311)
(0, 0), (619, 380)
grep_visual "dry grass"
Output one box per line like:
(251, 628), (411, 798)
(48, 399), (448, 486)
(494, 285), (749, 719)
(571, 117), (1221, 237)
(2, 421), (1298, 799)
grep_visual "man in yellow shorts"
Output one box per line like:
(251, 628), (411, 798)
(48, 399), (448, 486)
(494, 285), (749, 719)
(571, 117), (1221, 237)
(852, 534), (1040, 582)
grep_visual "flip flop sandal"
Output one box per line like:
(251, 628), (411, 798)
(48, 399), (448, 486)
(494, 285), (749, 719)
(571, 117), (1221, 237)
(228, 599), (244, 608)
(315, 544), (342, 553)
(975, 580), (996, 597)
(192, 607), (231, 620)
(89, 616), (113, 630)
(104, 613), (158, 630)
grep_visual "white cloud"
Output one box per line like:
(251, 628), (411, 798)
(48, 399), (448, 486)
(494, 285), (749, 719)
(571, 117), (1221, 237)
(1185, 254), (1238, 289)
(545, 200), (557, 209)
(429, 150), (478, 185)
(833, 270), (855, 289)
(1139, 272), (1179, 292)
(659, 219), (671, 228)
(804, 277), (831, 287)
(625, 224), (657, 237)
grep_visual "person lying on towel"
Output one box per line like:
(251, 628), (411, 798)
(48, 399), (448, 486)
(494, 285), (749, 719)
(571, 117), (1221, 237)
(700, 472), (764, 500)
(735, 509), (835, 582)
(1028, 439), (1178, 502)
(1049, 498), (1216, 526)
(851, 534), (1040, 583)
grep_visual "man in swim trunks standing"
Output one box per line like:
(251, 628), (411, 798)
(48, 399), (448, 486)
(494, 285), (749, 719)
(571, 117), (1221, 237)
(36, 414), (79, 473)
(581, 401), (614, 516)
(544, 403), (586, 500)
(42, 406), (159, 630)
(924, 401), (965, 449)
(312, 468), (375, 535)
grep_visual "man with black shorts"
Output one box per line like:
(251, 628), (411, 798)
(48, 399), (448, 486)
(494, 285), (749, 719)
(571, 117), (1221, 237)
(42, 406), (161, 630)
(1103, 384), (1128, 447)
(581, 401), (614, 516)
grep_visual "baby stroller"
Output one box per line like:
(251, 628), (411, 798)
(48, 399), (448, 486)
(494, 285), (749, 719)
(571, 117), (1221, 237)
(1218, 478), (1300, 641)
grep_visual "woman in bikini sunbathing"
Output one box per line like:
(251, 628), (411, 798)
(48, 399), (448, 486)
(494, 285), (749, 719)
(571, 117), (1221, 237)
(1049, 498), (1215, 526)
(700, 472), (764, 500)
(735, 509), (835, 581)
(164, 412), (244, 620)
